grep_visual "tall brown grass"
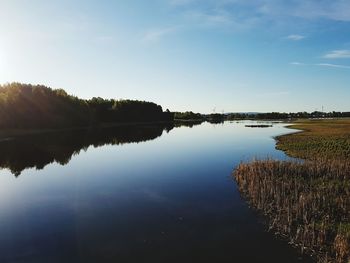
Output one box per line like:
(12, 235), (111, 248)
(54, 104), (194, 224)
(234, 159), (350, 263)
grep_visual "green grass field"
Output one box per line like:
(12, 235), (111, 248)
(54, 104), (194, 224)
(276, 119), (350, 160)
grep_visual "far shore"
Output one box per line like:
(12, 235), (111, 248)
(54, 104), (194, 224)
(2, 117), (349, 141)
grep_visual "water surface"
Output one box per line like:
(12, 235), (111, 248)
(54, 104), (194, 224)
(0, 121), (312, 263)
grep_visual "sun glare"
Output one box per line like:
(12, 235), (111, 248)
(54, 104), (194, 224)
(0, 48), (7, 84)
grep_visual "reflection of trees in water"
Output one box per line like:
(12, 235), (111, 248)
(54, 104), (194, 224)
(174, 120), (204, 128)
(174, 120), (225, 127)
(0, 124), (173, 176)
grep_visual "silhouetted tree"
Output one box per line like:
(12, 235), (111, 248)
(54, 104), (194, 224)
(0, 83), (174, 129)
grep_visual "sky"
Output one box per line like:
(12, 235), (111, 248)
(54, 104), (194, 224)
(0, 0), (350, 113)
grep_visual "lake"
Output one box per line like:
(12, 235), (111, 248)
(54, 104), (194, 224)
(0, 121), (313, 263)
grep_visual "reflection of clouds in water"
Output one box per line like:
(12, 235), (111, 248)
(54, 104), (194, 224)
(141, 188), (190, 219)
(142, 189), (170, 204)
(141, 188), (206, 220)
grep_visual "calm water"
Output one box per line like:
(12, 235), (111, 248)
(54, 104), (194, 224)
(0, 121), (313, 263)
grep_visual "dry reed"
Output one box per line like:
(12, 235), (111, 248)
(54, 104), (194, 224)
(234, 158), (350, 262)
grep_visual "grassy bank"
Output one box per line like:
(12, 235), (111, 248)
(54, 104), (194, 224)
(276, 119), (350, 160)
(233, 119), (350, 263)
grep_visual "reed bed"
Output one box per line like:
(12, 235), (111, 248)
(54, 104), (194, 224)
(234, 159), (350, 262)
(233, 119), (350, 262)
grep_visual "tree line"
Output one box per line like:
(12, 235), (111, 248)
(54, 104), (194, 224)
(175, 111), (350, 123)
(174, 111), (225, 123)
(226, 111), (350, 120)
(0, 83), (174, 129)
(1, 83), (348, 129)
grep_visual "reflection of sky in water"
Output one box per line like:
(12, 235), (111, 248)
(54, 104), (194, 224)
(0, 122), (311, 263)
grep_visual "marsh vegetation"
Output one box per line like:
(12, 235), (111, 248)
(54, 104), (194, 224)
(276, 120), (350, 160)
(234, 119), (350, 262)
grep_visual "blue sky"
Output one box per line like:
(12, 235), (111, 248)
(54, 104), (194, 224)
(0, 0), (349, 113)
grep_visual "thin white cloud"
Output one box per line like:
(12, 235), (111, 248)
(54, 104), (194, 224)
(290, 62), (350, 69)
(289, 62), (306, 65)
(184, 10), (232, 26)
(253, 0), (350, 22)
(142, 27), (179, 43)
(315, 63), (350, 69)
(297, 0), (350, 22)
(286, 34), (305, 41)
(168, 0), (350, 32)
(182, 8), (261, 31)
(323, 50), (350, 59)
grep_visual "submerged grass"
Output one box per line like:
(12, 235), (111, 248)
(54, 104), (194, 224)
(233, 119), (350, 263)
